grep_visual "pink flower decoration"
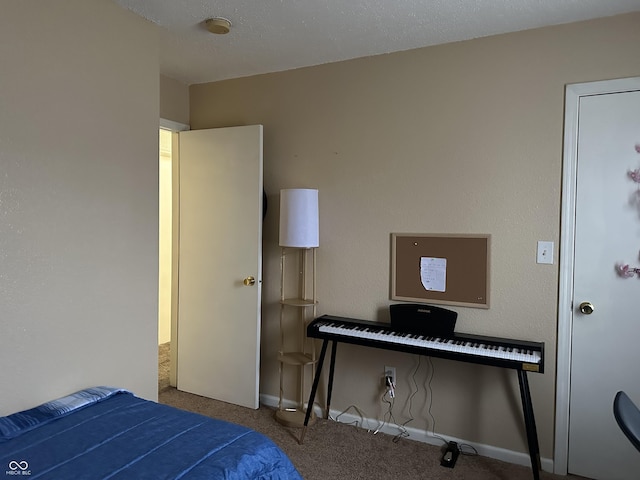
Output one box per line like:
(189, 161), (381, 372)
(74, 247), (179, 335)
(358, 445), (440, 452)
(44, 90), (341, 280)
(635, 144), (640, 153)
(616, 264), (636, 278)
(629, 169), (640, 183)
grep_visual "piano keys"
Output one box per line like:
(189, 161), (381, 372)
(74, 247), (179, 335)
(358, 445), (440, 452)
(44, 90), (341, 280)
(300, 314), (545, 480)
(308, 315), (544, 373)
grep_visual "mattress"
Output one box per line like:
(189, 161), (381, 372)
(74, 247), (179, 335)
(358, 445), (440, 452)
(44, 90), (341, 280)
(0, 387), (302, 479)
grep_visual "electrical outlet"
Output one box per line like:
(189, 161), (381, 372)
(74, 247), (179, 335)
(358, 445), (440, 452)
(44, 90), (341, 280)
(384, 366), (396, 387)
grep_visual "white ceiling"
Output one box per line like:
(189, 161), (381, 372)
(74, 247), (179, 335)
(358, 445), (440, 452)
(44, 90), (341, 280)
(113, 0), (640, 86)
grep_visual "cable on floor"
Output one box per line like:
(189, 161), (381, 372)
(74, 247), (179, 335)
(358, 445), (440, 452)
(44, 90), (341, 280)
(425, 356), (449, 447)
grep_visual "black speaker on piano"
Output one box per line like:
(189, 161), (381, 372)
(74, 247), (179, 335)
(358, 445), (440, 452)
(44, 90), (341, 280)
(390, 303), (457, 337)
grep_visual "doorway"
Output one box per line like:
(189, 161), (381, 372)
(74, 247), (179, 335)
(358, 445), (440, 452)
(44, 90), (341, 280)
(158, 120), (189, 393)
(158, 127), (173, 392)
(156, 122), (264, 408)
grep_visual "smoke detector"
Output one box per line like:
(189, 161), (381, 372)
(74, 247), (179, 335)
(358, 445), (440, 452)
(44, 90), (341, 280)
(205, 17), (232, 35)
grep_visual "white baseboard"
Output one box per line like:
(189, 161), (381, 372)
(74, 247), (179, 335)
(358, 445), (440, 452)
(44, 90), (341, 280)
(259, 393), (553, 473)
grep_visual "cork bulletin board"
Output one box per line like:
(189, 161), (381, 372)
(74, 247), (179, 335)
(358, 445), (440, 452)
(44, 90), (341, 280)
(391, 233), (491, 309)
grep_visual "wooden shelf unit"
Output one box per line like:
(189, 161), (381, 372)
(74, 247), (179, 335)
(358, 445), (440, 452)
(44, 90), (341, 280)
(275, 247), (317, 428)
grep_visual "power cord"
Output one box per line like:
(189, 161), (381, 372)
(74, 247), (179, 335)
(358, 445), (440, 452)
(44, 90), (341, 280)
(376, 357), (423, 443)
(375, 389), (405, 437)
(424, 357), (479, 457)
(330, 356), (480, 459)
(391, 355), (421, 443)
(425, 357), (449, 447)
(331, 404), (376, 431)
(458, 443), (479, 456)
(385, 374), (396, 399)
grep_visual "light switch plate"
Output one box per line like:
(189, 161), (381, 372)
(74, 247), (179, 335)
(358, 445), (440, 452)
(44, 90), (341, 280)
(537, 241), (554, 264)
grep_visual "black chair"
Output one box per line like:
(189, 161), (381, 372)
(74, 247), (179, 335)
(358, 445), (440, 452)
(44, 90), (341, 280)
(613, 391), (640, 452)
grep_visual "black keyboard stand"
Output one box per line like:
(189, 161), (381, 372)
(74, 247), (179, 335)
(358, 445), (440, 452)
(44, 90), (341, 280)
(299, 338), (542, 480)
(517, 369), (542, 480)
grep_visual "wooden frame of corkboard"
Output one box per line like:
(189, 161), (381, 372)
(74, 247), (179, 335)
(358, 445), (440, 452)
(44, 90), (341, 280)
(391, 233), (491, 309)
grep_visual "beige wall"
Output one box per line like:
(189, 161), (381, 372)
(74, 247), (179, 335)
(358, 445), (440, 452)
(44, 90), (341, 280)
(160, 74), (189, 125)
(189, 13), (640, 461)
(0, 0), (159, 414)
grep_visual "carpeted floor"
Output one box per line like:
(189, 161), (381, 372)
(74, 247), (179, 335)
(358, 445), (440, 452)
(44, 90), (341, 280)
(158, 342), (170, 392)
(158, 343), (588, 480)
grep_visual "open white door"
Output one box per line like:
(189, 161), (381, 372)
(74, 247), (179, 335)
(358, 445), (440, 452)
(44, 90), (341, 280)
(176, 125), (263, 409)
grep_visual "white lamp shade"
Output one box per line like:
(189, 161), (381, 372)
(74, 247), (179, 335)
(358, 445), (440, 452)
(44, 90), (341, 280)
(279, 189), (319, 248)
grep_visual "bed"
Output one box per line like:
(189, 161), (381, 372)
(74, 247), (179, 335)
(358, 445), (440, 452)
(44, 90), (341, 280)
(0, 387), (302, 479)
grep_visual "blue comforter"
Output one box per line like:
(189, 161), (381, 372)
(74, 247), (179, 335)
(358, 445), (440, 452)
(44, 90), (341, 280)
(0, 388), (302, 479)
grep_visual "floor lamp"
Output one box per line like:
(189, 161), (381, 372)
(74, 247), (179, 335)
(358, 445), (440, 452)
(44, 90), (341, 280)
(275, 188), (319, 427)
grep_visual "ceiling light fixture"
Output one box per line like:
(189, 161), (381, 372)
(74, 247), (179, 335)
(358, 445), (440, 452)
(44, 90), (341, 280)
(205, 17), (232, 35)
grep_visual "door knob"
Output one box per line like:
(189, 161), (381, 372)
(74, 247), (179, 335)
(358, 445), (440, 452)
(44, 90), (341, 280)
(579, 301), (594, 315)
(243, 276), (256, 286)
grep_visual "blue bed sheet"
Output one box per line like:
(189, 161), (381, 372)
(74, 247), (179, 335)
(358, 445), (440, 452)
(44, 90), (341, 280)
(0, 389), (302, 479)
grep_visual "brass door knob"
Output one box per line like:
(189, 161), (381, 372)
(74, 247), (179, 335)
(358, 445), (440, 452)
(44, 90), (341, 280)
(243, 276), (256, 286)
(579, 302), (594, 315)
